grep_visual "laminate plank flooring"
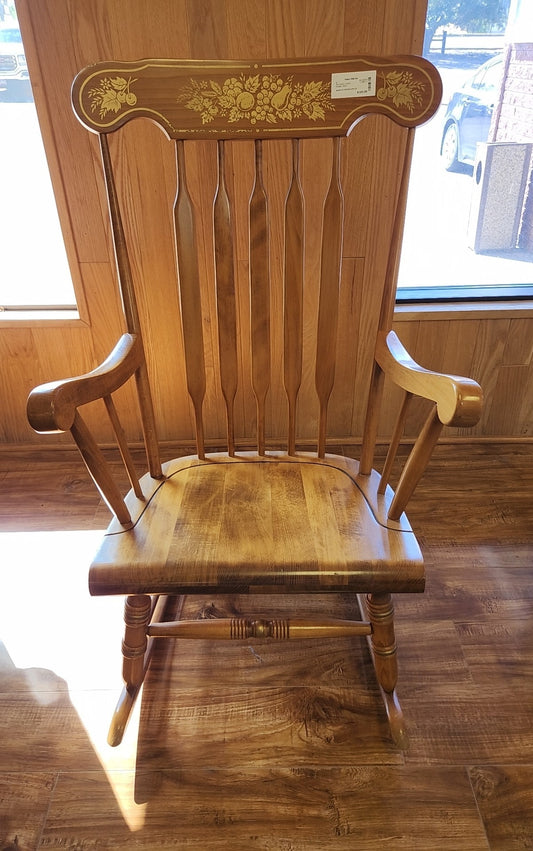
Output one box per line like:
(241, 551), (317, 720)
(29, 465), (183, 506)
(0, 442), (532, 849)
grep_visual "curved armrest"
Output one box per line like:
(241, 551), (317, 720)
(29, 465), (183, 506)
(27, 333), (143, 433)
(376, 330), (483, 428)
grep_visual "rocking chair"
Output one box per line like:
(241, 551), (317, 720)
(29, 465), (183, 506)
(27, 54), (482, 748)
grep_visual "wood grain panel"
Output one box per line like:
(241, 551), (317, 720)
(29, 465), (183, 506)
(470, 765), (533, 850)
(186, 0), (229, 59)
(383, 0), (420, 54)
(502, 316), (533, 365)
(266, 0), (307, 56)
(226, 0), (267, 58)
(442, 318), (478, 377)
(0, 772), (56, 851)
(305, 0), (345, 55)
(489, 364), (531, 436)
(40, 766), (489, 848)
(0, 685), (118, 772)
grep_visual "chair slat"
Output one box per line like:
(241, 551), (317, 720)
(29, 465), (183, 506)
(214, 141), (238, 455)
(174, 140), (206, 458)
(284, 140), (304, 456)
(249, 140), (270, 455)
(316, 138), (344, 457)
(378, 391), (413, 495)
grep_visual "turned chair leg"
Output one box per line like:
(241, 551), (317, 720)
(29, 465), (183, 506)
(108, 594), (152, 747)
(122, 594), (152, 690)
(362, 592), (409, 750)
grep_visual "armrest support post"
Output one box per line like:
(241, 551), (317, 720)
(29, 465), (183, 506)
(71, 410), (133, 526)
(387, 405), (442, 521)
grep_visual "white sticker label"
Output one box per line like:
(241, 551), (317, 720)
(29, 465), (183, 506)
(331, 70), (377, 99)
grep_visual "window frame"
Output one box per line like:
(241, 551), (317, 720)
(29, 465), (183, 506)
(0, 10), (88, 326)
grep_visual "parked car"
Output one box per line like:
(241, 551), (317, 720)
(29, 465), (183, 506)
(440, 55), (503, 171)
(0, 23), (31, 100)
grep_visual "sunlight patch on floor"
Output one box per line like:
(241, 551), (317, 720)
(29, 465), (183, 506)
(0, 530), (147, 832)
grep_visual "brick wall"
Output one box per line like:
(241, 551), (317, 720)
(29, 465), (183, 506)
(493, 43), (533, 142)
(491, 43), (533, 248)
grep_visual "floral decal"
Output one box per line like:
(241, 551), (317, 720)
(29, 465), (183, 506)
(177, 74), (334, 125)
(88, 76), (138, 118)
(376, 71), (424, 113)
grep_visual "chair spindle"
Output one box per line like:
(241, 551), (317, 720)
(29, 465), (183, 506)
(103, 394), (144, 500)
(214, 141), (238, 456)
(284, 139), (304, 455)
(378, 390), (413, 495)
(316, 137), (344, 457)
(174, 140), (206, 458)
(249, 139), (271, 455)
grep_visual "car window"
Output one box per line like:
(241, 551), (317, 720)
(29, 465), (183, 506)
(483, 62), (502, 93)
(470, 67), (488, 89)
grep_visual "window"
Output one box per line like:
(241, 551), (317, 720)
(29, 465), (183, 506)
(0, 13), (77, 316)
(397, 0), (533, 304)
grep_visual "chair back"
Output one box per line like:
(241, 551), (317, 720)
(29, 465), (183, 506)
(71, 55), (441, 465)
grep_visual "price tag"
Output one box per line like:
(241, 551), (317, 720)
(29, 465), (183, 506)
(331, 70), (376, 99)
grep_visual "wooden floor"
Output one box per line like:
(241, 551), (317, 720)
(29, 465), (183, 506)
(1, 442), (532, 849)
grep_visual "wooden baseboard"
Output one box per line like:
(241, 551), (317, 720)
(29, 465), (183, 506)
(3, 435), (533, 463)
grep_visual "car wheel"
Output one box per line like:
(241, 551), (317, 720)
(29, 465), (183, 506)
(441, 122), (460, 172)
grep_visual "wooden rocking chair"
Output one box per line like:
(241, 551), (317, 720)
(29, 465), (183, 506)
(27, 54), (482, 749)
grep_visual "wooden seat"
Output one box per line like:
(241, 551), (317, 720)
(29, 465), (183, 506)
(89, 453), (424, 596)
(27, 55), (482, 750)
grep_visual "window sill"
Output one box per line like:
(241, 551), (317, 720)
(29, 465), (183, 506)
(0, 309), (83, 326)
(394, 299), (533, 321)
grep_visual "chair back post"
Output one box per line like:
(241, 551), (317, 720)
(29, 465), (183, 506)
(378, 126), (416, 331)
(99, 133), (162, 478)
(360, 126), (415, 476)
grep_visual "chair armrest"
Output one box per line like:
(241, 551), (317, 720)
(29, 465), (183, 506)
(27, 333), (143, 434)
(375, 330), (483, 428)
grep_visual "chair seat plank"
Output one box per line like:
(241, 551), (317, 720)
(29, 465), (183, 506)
(89, 453), (424, 597)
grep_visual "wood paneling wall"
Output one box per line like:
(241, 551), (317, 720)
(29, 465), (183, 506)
(1, 0), (532, 449)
